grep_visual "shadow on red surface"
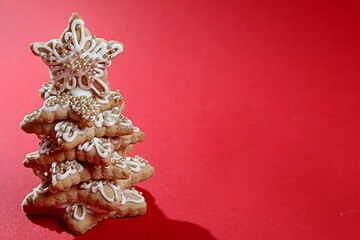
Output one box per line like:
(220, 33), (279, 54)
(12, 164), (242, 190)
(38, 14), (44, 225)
(26, 188), (215, 239)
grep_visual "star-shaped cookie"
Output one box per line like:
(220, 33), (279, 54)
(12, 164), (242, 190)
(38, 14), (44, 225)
(30, 13), (123, 97)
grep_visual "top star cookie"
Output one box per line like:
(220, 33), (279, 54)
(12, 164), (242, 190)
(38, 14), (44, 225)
(30, 13), (123, 98)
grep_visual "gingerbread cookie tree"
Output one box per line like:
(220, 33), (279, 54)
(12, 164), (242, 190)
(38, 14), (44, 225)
(20, 13), (154, 234)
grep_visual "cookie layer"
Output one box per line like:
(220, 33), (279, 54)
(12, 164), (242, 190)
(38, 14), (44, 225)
(21, 107), (137, 150)
(25, 153), (152, 191)
(23, 188), (146, 234)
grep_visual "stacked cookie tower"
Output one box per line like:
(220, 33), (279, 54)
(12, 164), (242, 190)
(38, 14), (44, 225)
(20, 13), (154, 234)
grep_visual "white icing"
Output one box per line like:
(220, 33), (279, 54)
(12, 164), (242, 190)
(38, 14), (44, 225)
(77, 137), (112, 158)
(41, 96), (68, 112)
(54, 121), (88, 142)
(82, 180), (120, 203)
(119, 119), (132, 126)
(133, 126), (140, 133)
(23, 115), (34, 123)
(26, 152), (39, 160)
(23, 109), (40, 123)
(121, 189), (145, 205)
(34, 181), (58, 194)
(42, 104), (60, 112)
(50, 160), (84, 180)
(69, 204), (86, 220)
(32, 18), (123, 97)
(95, 107), (132, 128)
(70, 87), (93, 98)
(41, 81), (55, 99)
(44, 88), (57, 100)
(55, 203), (108, 221)
(38, 138), (61, 154)
(96, 95), (109, 104)
(95, 108), (118, 127)
(111, 152), (147, 172)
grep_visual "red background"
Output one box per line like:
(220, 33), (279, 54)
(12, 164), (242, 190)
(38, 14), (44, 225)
(0, 0), (360, 239)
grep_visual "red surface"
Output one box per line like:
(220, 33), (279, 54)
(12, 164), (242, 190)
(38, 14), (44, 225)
(1, 0), (360, 239)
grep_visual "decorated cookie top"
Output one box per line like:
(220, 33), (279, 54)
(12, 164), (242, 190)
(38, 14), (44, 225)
(30, 13), (123, 98)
